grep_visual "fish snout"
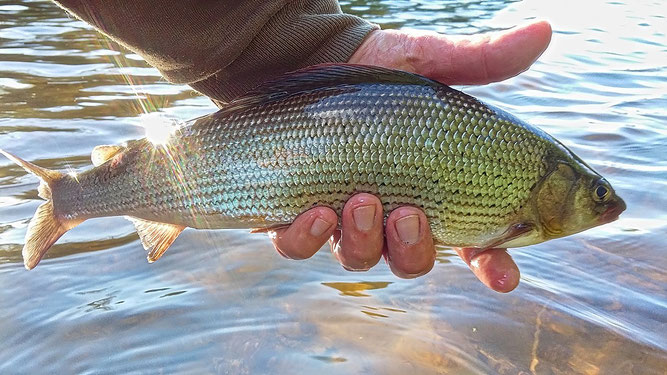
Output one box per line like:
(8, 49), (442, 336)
(599, 196), (626, 224)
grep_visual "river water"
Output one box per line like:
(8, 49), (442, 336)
(0, 0), (665, 373)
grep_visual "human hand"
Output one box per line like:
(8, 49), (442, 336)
(270, 20), (552, 293)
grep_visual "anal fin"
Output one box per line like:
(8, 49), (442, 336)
(127, 217), (185, 263)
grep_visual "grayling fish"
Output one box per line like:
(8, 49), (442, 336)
(0, 64), (626, 269)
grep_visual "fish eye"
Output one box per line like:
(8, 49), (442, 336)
(593, 182), (610, 202)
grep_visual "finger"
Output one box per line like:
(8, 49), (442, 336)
(384, 207), (435, 278)
(270, 207), (337, 260)
(435, 20), (553, 84)
(454, 247), (520, 293)
(349, 20), (552, 85)
(332, 193), (384, 271)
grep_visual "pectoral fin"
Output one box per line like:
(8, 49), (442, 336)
(483, 222), (534, 249)
(127, 217), (185, 263)
(250, 224), (290, 234)
(91, 145), (126, 167)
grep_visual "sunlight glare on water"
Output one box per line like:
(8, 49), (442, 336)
(0, 0), (665, 373)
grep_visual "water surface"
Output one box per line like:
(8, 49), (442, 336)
(0, 0), (665, 373)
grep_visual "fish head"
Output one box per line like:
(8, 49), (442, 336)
(533, 161), (626, 241)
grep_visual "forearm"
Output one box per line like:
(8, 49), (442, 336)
(53, 0), (377, 104)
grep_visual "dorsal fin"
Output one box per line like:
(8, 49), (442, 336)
(91, 145), (126, 167)
(248, 64), (439, 93)
(215, 64), (440, 117)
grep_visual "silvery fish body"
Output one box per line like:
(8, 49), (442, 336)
(0, 64), (625, 269)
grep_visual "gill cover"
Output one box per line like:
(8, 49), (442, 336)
(536, 163), (577, 237)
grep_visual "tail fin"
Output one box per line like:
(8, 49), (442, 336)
(0, 149), (80, 269)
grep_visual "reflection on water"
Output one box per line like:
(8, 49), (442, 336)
(323, 281), (393, 297)
(0, 0), (666, 373)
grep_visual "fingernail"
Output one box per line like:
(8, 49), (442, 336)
(395, 214), (420, 245)
(352, 205), (376, 232)
(310, 217), (333, 236)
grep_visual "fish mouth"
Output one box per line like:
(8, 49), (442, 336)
(599, 197), (627, 224)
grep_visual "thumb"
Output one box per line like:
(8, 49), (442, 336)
(349, 20), (552, 85)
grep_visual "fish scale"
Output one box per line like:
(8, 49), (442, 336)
(70, 78), (543, 245)
(1, 64), (626, 269)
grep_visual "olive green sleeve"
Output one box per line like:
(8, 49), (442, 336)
(52, 0), (378, 104)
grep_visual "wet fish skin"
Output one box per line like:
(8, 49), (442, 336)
(0, 64), (625, 269)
